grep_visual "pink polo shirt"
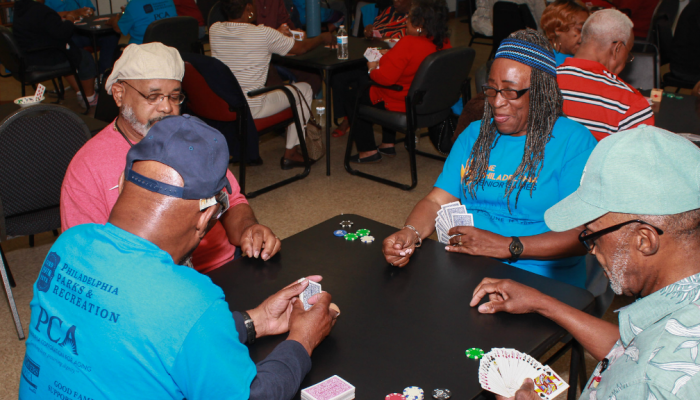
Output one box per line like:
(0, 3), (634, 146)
(60, 120), (248, 274)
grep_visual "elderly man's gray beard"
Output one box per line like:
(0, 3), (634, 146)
(608, 236), (631, 295)
(120, 104), (168, 137)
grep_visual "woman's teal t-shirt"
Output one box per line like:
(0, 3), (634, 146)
(435, 117), (597, 288)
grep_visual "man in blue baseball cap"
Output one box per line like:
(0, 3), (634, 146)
(20, 115), (338, 400)
(470, 125), (700, 399)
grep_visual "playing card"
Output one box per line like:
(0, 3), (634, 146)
(300, 280), (322, 311)
(363, 47), (382, 62)
(33, 84), (45, 101)
(291, 30), (304, 41)
(301, 375), (355, 400)
(451, 213), (473, 228)
(372, 29), (382, 38)
(529, 366), (569, 400)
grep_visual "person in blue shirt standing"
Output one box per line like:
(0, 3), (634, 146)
(382, 29), (597, 288)
(42, 0), (119, 74)
(106, 0), (178, 44)
(19, 115), (338, 400)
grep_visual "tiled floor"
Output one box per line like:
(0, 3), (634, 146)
(0, 17), (651, 399)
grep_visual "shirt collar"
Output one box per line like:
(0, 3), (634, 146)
(560, 58), (617, 79)
(618, 272), (700, 346)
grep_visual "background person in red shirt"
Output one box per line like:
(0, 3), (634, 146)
(173, 0), (207, 38)
(346, 0), (451, 164)
(556, 8), (654, 141)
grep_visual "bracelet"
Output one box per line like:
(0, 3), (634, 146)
(241, 311), (256, 344)
(403, 225), (422, 248)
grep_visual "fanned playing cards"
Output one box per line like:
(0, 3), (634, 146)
(301, 375), (355, 400)
(478, 348), (568, 399)
(435, 201), (473, 244)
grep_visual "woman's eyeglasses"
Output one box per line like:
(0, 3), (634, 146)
(482, 86), (530, 100)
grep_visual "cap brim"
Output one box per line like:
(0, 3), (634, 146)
(544, 191), (609, 232)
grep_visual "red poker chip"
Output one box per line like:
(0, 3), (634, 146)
(385, 394), (405, 400)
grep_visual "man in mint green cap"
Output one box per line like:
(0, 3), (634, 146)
(469, 125), (700, 399)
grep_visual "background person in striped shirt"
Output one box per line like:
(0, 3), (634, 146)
(556, 9), (654, 142)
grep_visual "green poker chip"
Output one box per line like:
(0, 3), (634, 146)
(344, 233), (359, 241)
(465, 347), (485, 359)
(356, 229), (370, 237)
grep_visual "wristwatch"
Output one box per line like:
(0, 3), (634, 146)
(508, 236), (523, 263)
(241, 311), (256, 344)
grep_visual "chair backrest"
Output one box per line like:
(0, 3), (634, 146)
(408, 46), (476, 116)
(93, 68), (120, 123)
(197, 0), (219, 26)
(656, 18), (674, 66)
(474, 62), (489, 94)
(208, 1), (227, 28)
(0, 105), (90, 234)
(182, 61), (238, 121)
(143, 16), (200, 54)
(0, 26), (23, 77)
(492, 1), (533, 51)
(620, 41), (660, 90)
(648, 0), (679, 42)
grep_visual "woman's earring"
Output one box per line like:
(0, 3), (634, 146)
(249, 13), (254, 19)
(417, 27), (422, 34)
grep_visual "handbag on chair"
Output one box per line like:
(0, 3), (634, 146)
(428, 113), (458, 156)
(289, 85), (325, 161)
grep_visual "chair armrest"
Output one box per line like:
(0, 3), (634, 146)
(247, 84), (293, 98)
(23, 47), (77, 69)
(369, 81), (402, 91)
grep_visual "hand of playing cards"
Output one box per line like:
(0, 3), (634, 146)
(364, 47), (383, 62)
(435, 202), (473, 245)
(479, 348), (569, 399)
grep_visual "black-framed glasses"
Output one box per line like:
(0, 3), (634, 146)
(121, 81), (186, 105)
(482, 86), (530, 100)
(578, 219), (664, 252)
(212, 189), (230, 219)
(612, 41), (635, 63)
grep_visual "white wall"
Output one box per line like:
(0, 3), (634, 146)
(95, 0), (129, 15)
(447, 0), (456, 12)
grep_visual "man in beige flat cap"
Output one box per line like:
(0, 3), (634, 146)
(60, 43), (280, 273)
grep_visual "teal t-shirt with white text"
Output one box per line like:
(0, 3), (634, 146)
(19, 223), (256, 400)
(435, 117), (596, 287)
(118, 0), (177, 44)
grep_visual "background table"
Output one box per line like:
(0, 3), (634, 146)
(641, 89), (700, 135)
(208, 214), (594, 399)
(73, 14), (117, 65)
(272, 37), (388, 176)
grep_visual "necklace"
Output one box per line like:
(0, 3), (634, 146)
(113, 117), (135, 147)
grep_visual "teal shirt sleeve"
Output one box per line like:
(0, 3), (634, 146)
(172, 300), (256, 400)
(118, 4), (136, 38)
(555, 119), (597, 200)
(434, 120), (479, 198)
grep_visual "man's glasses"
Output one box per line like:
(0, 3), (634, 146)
(482, 86), (530, 100)
(612, 41), (635, 63)
(578, 219), (664, 252)
(121, 81), (185, 105)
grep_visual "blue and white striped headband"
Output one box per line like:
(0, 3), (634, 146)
(494, 38), (557, 77)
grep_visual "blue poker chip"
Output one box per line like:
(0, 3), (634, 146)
(334, 230), (347, 237)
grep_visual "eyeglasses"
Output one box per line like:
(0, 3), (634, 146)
(482, 86), (530, 100)
(578, 219), (664, 252)
(612, 41), (635, 63)
(212, 189), (230, 219)
(121, 81), (185, 105)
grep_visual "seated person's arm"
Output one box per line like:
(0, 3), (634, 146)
(288, 32), (334, 55)
(369, 44), (408, 86)
(107, 6), (127, 34)
(470, 278), (620, 361)
(364, 23), (374, 38)
(220, 202), (281, 261)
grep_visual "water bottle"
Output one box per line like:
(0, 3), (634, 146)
(315, 101), (326, 130)
(337, 25), (348, 60)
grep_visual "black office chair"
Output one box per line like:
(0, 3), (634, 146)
(344, 47), (476, 190)
(93, 68), (120, 124)
(0, 105), (91, 340)
(208, 1), (228, 29)
(490, 2), (536, 59)
(0, 27), (91, 114)
(646, 0), (679, 47)
(197, 0), (219, 28)
(657, 4), (698, 93)
(620, 41), (660, 91)
(143, 16), (203, 55)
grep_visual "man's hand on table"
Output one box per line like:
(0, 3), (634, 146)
(278, 23), (292, 37)
(287, 290), (339, 356)
(495, 379), (540, 400)
(240, 223), (281, 261)
(382, 228), (417, 267)
(247, 276), (323, 338)
(446, 226), (511, 258)
(470, 278), (550, 315)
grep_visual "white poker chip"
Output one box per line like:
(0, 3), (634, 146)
(403, 386), (424, 400)
(360, 235), (375, 243)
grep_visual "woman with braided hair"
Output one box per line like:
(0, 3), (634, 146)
(382, 29), (596, 288)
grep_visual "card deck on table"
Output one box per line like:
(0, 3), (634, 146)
(478, 348), (568, 399)
(300, 280), (322, 311)
(435, 202), (474, 244)
(301, 375), (355, 400)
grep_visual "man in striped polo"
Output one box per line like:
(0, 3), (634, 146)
(557, 9), (654, 141)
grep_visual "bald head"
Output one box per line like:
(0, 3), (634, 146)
(109, 161), (219, 265)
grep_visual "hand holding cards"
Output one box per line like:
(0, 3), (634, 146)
(435, 201), (473, 244)
(300, 280), (322, 310)
(479, 348), (568, 399)
(364, 47), (383, 62)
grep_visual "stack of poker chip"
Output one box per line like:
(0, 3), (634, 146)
(465, 347), (485, 360)
(403, 386), (424, 400)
